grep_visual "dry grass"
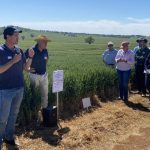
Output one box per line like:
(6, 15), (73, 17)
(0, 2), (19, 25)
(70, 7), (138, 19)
(2, 94), (150, 150)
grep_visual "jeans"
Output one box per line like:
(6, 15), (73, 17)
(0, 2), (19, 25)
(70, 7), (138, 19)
(0, 88), (24, 148)
(117, 69), (131, 101)
(29, 73), (48, 108)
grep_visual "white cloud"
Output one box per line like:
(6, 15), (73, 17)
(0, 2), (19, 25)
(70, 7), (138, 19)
(8, 18), (150, 35)
(127, 17), (150, 23)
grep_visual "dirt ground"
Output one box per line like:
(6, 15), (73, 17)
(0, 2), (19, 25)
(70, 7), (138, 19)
(2, 93), (150, 150)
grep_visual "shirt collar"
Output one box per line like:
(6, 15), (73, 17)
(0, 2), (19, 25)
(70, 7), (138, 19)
(3, 44), (17, 54)
(34, 44), (46, 53)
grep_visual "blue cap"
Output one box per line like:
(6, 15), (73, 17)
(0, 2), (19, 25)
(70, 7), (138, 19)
(3, 26), (22, 37)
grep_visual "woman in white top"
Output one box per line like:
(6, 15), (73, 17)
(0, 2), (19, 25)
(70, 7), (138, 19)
(115, 41), (135, 102)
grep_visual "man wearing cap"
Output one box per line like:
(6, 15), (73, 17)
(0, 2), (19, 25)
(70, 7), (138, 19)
(135, 37), (150, 96)
(25, 35), (50, 126)
(102, 41), (117, 67)
(0, 26), (34, 148)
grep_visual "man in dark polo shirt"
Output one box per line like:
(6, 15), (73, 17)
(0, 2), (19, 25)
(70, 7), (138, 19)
(135, 37), (150, 96)
(25, 35), (50, 126)
(0, 26), (34, 149)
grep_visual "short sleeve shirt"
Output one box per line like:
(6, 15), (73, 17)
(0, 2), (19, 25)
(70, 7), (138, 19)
(0, 44), (26, 90)
(25, 44), (48, 75)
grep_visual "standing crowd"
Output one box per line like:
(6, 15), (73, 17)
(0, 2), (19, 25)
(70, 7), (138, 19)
(102, 37), (150, 102)
(0, 25), (150, 149)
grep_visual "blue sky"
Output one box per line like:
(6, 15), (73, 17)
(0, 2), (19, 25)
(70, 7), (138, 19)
(1, 0), (150, 35)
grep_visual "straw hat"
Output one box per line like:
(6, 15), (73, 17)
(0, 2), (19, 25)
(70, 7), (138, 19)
(120, 41), (129, 48)
(34, 35), (51, 42)
(107, 41), (114, 46)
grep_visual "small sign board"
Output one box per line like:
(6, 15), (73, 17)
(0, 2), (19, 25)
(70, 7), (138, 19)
(82, 97), (91, 109)
(52, 70), (64, 93)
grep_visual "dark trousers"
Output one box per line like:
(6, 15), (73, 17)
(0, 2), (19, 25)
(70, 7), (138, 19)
(117, 69), (131, 101)
(135, 65), (146, 94)
(146, 74), (150, 93)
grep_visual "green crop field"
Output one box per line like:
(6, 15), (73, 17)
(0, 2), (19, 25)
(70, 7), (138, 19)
(0, 27), (148, 125)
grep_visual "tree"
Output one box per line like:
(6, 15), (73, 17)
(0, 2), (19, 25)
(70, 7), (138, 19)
(21, 35), (25, 40)
(30, 33), (35, 38)
(85, 36), (95, 44)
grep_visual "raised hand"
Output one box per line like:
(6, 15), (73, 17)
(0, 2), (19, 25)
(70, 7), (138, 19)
(12, 54), (21, 64)
(28, 48), (35, 58)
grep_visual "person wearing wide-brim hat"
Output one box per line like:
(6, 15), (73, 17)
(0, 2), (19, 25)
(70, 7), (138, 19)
(133, 37), (148, 54)
(102, 41), (117, 67)
(115, 41), (135, 102)
(134, 37), (150, 96)
(25, 35), (51, 127)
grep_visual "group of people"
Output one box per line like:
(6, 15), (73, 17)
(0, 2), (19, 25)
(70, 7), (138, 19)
(0, 26), (50, 149)
(102, 37), (150, 102)
(0, 25), (150, 149)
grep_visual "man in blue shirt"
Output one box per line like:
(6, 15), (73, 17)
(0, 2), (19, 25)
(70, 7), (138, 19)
(102, 41), (117, 67)
(0, 26), (34, 149)
(25, 35), (50, 126)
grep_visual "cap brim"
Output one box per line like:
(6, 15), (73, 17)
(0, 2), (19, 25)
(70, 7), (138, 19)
(14, 29), (22, 33)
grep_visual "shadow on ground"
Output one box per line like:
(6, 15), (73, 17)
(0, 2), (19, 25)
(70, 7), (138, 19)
(124, 100), (150, 112)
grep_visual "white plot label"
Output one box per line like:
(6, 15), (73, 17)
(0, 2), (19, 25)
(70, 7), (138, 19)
(52, 70), (64, 93)
(82, 97), (91, 108)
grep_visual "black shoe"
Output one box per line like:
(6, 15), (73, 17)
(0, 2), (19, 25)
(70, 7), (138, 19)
(4, 138), (19, 147)
(124, 99), (128, 103)
(137, 91), (142, 94)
